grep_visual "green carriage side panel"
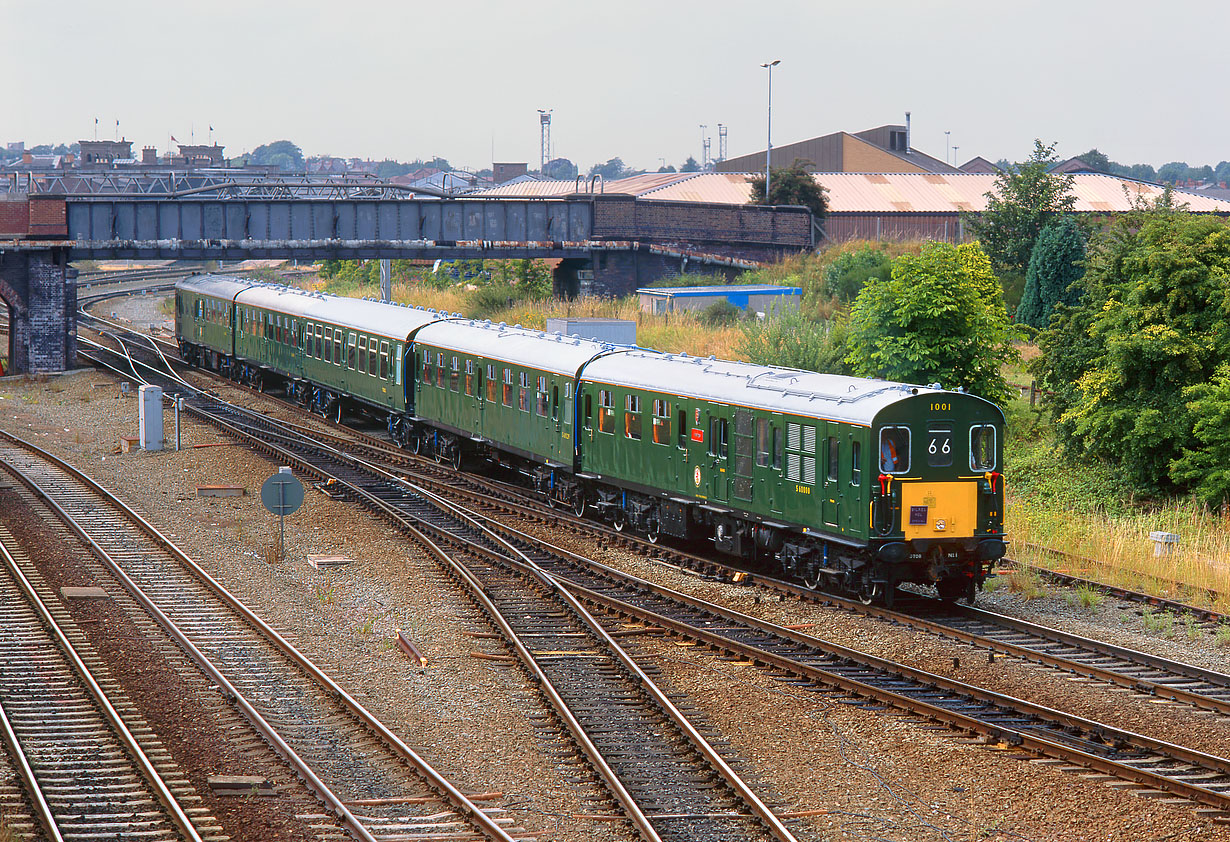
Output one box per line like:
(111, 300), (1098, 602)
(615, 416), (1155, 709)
(412, 321), (611, 467)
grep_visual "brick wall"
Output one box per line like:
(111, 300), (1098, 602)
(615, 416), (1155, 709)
(0, 198), (30, 238)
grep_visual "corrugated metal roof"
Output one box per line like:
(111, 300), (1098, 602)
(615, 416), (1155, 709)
(643, 172), (1230, 214)
(636, 284), (800, 297)
(472, 180), (578, 198)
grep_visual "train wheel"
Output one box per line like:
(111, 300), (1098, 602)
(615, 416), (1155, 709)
(572, 492), (586, 518)
(858, 582), (882, 605)
(408, 433), (421, 455)
(450, 447), (463, 472)
(646, 519), (660, 544)
(611, 509), (626, 532)
(546, 492), (557, 509)
(332, 401), (343, 424)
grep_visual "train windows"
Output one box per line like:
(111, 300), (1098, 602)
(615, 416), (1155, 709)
(502, 368), (513, 406)
(851, 440), (861, 485)
(827, 437), (839, 482)
(315, 325), (323, 359)
(487, 365), (497, 403)
(464, 359), (474, 395)
(421, 350), (431, 383)
(624, 394), (641, 440)
(450, 357), (460, 391)
(772, 426), (782, 470)
(677, 409), (687, 449)
(584, 393), (593, 430)
(970, 425), (996, 471)
(598, 390), (615, 434)
(651, 400), (671, 445)
(196, 300), (204, 319)
(551, 384), (559, 420)
(563, 384), (572, 425)
(395, 344), (403, 385)
(519, 372), (530, 412)
(379, 342), (390, 380)
(347, 334), (358, 370)
(926, 424), (953, 467)
(293, 320), (299, 349)
(434, 352), (444, 388)
(334, 331), (342, 365)
(755, 419), (771, 467)
(358, 337), (368, 373)
(879, 427), (910, 473)
(537, 376), (548, 417)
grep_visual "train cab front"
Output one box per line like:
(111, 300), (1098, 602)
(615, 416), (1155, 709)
(870, 397), (1007, 602)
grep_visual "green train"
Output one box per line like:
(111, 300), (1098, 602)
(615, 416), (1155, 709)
(177, 275), (1007, 603)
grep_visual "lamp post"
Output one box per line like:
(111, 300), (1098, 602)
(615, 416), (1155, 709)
(761, 59), (780, 204)
(945, 130), (951, 165)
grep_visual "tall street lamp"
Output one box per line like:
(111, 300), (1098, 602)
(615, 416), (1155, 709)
(761, 59), (780, 203)
(945, 130), (951, 165)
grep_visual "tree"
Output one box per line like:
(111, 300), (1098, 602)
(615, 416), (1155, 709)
(1156, 161), (1189, 184)
(588, 157), (628, 179)
(846, 242), (1018, 405)
(1015, 215), (1086, 329)
(250, 140), (305, 172)
(1031, 209), (1230, 494)
(543, 157), (578, 180)
(375, 160), (412, 179)
(748, 159), (829, 219)
(1074, 148), (1111, 173)
(965, 139), (1075, 276)
(1171, 364), (1230, 508)
(1216, 161), (1230, 184)
(657, 164), (677, 173)
(680, 156), (701, 173)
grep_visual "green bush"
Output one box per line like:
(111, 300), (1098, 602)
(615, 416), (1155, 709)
(737, 308), (850, 374)
(822, 246), (890, 303)
(700, 299), (743, 326)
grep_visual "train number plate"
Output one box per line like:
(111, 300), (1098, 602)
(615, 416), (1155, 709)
(909, 506), (928, 525)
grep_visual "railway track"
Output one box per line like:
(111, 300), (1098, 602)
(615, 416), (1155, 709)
(0, 521), (213, 842)
(73, 295), (1230, 825)
(0, 434), (535, 842)
(128, 360), (1230, 824)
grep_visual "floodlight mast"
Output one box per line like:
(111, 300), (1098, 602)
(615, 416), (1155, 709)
(760, 60), (780, 203)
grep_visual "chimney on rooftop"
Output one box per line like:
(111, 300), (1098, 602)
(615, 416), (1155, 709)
(904, 112), (911, 154)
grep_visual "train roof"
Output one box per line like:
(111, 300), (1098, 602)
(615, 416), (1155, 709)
(581, 349), (981, 426)
(177, 275), (446, 340)
(175, 274), (257, 300)
(414, 319), (625, 377)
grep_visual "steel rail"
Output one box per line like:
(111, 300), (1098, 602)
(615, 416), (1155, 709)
(183, 395), (798, 842)
(0, 533), (204, 842)
(406, 480), (799, 842)
(403, 508), (1230, 814)
(0, 431), (520, 842)
(0, 666), (63, 842)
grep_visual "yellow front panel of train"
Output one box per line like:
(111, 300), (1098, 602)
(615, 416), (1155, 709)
(899, 481), (978, 539)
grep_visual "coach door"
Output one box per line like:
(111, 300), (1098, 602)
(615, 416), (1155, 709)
(707, 406), (731, 503)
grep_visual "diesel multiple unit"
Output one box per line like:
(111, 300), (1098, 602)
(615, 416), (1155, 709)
(176, 275), (1007, 603)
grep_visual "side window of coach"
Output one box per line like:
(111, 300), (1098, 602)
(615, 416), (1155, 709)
(970, 425), (996, 471)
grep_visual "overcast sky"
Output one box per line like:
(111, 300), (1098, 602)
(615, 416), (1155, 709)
(5, 0), (1226, 172)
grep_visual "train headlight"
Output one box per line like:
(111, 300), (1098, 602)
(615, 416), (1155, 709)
(935, 519), (947, 531)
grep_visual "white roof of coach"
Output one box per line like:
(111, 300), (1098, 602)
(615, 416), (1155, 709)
(414, 320), (623, 377)
(582, 349), (945, 427)
(176, 274), (257, 300)
(193, 277), (444, 341)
